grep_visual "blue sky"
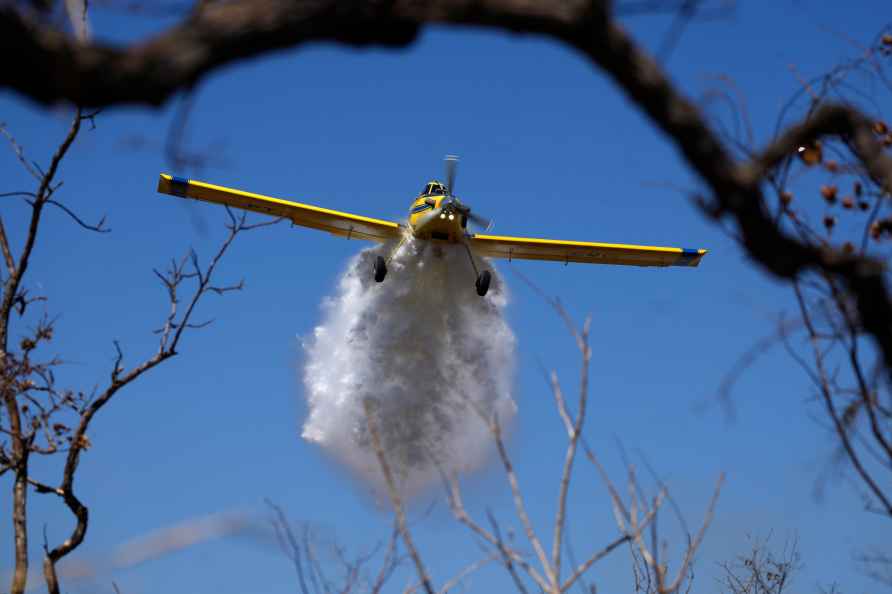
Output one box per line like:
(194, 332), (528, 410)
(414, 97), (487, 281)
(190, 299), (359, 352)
(1, 1), (889, 593)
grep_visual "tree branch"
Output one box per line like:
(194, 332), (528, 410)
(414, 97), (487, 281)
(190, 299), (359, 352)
(44, 199), (110, 233)
(0, 216), (15, 278)
(363, 398), (435, 594)
(443, 474), (548, 591)
(551, 316), (591, 585)
(1, 108), (83, 594)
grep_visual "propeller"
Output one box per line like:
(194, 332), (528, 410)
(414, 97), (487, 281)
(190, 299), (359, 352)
(467, 211), (493, 231)
(444, 154), (459, 196)
(442, 155), (493, 231)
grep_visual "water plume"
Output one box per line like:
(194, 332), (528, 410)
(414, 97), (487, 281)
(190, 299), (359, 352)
(301, 236), (516, 497)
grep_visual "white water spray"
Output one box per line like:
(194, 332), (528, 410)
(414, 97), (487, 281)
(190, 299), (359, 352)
(301, 236), (516, 496)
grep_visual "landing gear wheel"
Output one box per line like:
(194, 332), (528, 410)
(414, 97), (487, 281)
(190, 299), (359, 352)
(475, 270), (491, 297)
(373, 255), (387, 282)
(460, 214), (468, 229)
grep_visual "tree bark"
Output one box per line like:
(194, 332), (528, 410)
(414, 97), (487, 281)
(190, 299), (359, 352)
(10, 451), (29, 594)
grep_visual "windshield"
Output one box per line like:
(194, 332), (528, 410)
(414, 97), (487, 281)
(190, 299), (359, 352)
(421, 182), (447, 196)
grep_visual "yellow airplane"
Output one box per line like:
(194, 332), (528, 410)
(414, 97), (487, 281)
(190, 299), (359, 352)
(155, 156), (706, 297)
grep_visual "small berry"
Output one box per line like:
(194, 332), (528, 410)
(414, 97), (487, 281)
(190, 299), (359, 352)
(874, 218), (892, 239)
(798, 141), (823, 165)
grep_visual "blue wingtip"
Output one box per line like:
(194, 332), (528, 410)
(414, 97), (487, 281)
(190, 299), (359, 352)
(676, 248), (702, 266)
(169, 175), (189, 197)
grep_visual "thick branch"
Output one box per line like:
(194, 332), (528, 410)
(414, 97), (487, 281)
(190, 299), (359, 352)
(1, 2), (421, 106)
(42, 489), (87, 594)
(0, 1), (611, 107)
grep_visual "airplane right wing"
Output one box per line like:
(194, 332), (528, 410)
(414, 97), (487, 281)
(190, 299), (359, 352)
(469, 233), (707, 267)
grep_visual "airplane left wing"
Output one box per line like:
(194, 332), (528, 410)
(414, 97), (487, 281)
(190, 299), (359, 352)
(157, 174), (402, 243)
(469, 233), (707, 267)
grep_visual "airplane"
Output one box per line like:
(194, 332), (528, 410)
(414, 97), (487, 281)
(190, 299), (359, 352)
(155, 156), (706, 297)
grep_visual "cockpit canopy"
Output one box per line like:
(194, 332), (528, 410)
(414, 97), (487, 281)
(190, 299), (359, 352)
(421, 181), (447, 196)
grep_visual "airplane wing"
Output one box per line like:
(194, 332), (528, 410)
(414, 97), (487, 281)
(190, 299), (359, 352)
(469, 233), (707, 267)
(156, 174), (402, 243)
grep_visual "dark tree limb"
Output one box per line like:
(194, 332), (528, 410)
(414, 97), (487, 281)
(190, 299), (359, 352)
(0, 2), (422, 107)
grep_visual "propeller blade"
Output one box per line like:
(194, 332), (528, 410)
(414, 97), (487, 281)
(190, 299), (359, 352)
(468, 211), (493, 231)
(444, 155), (459, 196)
(442, 155), (489, 229)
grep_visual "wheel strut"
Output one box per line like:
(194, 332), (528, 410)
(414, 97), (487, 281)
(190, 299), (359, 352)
(462, 242), (491, 297)
(373, 236), (407, 283)
(386, 236), (407, 264)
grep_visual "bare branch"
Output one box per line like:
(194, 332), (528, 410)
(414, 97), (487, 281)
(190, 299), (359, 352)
(793, 280), (892, 515)
(714, 319), (801, 420)
(371, 522), (402, 594)
(443, 474), (548, 591)
(659, 473), (723, 593)
(1, 107), (84, 594)
(654, 0), (702, 64)
(266, 500), (312, 594)
(0, 123), (41, 180)
(0, 216), (15, 278)
(438, 552), (497, 593)
(363, 399), (435, 594)
(44, 199), (110, 233)
(486, 510), (533, 594)
(552, 315), (591, 583)
(487, 408), (555, 588)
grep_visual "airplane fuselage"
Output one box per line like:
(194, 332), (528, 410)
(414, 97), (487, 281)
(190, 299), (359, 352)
(408, 193), (467, 242)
